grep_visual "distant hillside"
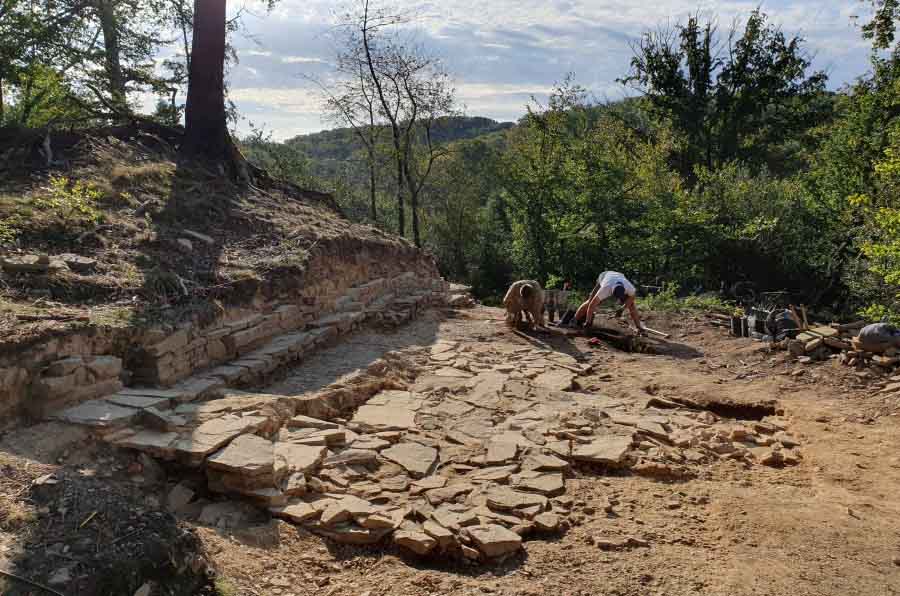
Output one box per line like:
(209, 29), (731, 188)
(285, 116), (514, 180)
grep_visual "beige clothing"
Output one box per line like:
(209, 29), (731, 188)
(503, 280), (545, 329)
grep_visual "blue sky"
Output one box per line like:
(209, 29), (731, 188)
(224, 1), (873, 139)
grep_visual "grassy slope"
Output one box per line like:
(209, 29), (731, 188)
(0, 128), (414, 343)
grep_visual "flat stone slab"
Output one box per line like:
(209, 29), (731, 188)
(511, 471), (565, 496)
(113, 430), (179, 456)
(570, 435), (633, 465)
(395, 530), (437, 555)
(207, 434), (274, 477)
(484, 440), (518, 465)
(172, 414), (267, 462)
(55, 400), (140, 428)
(522, 453), (569, 472)
(274, 443), (327, 475)
(468, 524), (522, 558)
(427, 399), (474, 418)
(322, 449), (379, 467)
(411, 475), (447, 495)
(484, 486), (548, 511)
(469, 465), (518, 483)
(352, 404), (416, 431)
(105, 393), (172, 410)
(351, 436), (391, 451)
(288, 415), (340, 430)
(271, 501), (320, 524)
(381, 442), (439, 479)
(533, 370), (576, 392)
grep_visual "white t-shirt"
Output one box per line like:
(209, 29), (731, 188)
(595, 271), (636, 302)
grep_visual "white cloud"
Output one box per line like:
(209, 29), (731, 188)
(280, 55), (327, 64)
(219, 0), (873, 137)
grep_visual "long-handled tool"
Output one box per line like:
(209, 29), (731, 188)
(640, 326), (670, 339)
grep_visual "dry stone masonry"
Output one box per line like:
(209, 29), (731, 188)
(0, 240), (445, 424)
(48, 313), (803, 564)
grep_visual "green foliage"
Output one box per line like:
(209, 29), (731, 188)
(240, 127), (318, 189)
(621, 10), (830, 181)
(863, 0), (900, 50)
(213, 577), (238, 596)
(36, 176), (103, 224)
(0, 216), (18, 245)
(638, 282), (731, 313)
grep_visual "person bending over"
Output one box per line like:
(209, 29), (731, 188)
(574, 271), (645, 333)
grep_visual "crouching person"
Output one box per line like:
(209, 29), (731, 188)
(504, 280), (545, 330)
(857, 323), (900, 353)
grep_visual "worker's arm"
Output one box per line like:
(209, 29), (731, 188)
(625, 295), (644, 331)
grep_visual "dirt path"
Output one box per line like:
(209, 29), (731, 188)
(196, 307), (900, 596)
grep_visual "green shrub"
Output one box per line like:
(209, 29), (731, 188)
(35, 176), (103, 224)
(638, 282), (732, 313)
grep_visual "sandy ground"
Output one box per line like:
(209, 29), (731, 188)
(200, 306), (900, 596)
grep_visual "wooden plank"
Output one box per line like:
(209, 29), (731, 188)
(805, 338), (824, 352)
(833, 320), (868, 332)
(824, 337), (852, 351)
(809, 325), (839, 338)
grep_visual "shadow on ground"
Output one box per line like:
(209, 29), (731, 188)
(264, 311), (445, 397)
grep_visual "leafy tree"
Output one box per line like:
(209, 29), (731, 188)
(862, 0), (900, 51)
(337, 0), (457, 246)
(621, 10), (829, 180)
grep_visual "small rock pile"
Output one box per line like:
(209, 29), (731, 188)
(1, 253), (97, 274)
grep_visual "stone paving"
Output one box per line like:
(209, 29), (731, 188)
(50, 299), (803, 562)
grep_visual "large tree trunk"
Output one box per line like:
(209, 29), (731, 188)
(394, 150), (405, 236)
(96, 0), (126, 111)
(182, 0), (227, 160)
(0, 78), (4, 123)
(367, 144), (377, 221)
(404, 159), (421, 247)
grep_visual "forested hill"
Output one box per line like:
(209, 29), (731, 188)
(284, 116), (513, 178)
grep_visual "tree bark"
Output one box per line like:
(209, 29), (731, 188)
(96, 0), (126, 111)
(403, 158), (421, 247)
(395, 151), (405, 236)
(0, 77), (4, 123)
(182, 0), (227, 160)
(368, 144), (377, 221)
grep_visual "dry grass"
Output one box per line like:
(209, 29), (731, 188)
(0, 495), (36, 532)
(0, 453), (49, 533)
(0, 129), (413, 345)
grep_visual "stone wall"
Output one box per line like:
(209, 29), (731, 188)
(0, 241), (447, 426)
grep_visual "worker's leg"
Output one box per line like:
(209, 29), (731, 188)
(575, 282), (602, 324)
(626, 296), (644, 331)
(533, 302), (545, 329)
(525, 309), (538, 330)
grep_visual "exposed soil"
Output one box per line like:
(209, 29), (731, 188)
(2, 305), (900, 595)
(0, 127), (416, 347)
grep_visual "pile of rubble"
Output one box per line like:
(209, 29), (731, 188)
(53, 334), (803, 563)
(770, 320), (900, 372)
(0, 252), (97, 275)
